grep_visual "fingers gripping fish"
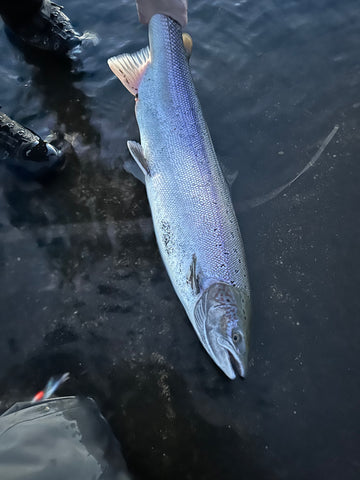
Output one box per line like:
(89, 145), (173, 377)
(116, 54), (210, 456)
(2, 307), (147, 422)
(108, 14), (251, 379)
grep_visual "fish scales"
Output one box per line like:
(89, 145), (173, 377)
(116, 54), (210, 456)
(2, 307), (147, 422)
(140, 16), (248, 298)
(108, 14), (251, 378)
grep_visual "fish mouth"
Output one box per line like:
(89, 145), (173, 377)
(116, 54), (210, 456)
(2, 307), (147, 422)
(227, 348), (246, 379)
(208, 338), (247, 380)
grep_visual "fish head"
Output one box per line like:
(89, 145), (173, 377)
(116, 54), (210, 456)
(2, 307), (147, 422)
(194, 282), (250, 379)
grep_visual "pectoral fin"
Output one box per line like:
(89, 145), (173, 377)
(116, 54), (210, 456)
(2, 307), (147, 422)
(127, 141), (150, 176)
(123, 158), (145, 184)
(107, 46), (150, 95)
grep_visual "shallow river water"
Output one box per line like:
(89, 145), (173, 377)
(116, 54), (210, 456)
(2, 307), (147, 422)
(0, 1), (359, 479)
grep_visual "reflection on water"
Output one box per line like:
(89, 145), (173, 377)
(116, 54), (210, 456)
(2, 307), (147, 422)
(0, 0), (360, 479)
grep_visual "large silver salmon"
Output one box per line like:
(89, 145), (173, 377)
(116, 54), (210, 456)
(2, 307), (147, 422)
(108, 14), (250, 379)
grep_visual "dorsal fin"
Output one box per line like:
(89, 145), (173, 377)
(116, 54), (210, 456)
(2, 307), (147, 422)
(107, 46), (150, 96)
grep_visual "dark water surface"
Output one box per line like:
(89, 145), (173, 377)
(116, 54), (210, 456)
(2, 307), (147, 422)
(0, 1), (360, 479)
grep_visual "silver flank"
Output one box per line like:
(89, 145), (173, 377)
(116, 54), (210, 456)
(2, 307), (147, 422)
(109, 14), (251, 379)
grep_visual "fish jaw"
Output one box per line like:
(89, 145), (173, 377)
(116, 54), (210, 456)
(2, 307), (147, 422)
(193, 282), (250, 379)
(216, 338), (248, 379)
(202, 331), (248, 380)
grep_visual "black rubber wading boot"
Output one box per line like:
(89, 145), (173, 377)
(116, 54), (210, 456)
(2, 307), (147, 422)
(2, 0), (82, 55)
(0, 111), (65, 178)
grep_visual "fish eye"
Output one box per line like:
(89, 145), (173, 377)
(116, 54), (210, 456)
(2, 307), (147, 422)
(232, 331), (242, 344)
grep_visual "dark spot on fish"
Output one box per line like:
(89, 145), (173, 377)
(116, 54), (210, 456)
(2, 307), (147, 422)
(161, 220), (172, 256)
